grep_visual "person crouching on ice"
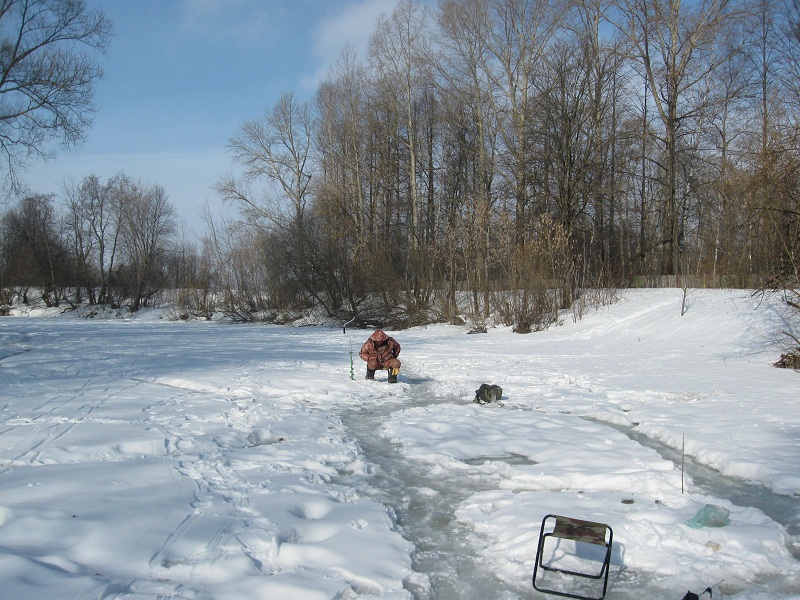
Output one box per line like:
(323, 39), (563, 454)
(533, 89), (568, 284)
(359, 329), (401, 383)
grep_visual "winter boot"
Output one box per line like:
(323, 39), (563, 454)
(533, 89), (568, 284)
(365, 368), (375, 380)
(388, 367), (399, 383)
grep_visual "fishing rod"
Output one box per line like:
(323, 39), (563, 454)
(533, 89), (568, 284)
(682, 579), (724, 600)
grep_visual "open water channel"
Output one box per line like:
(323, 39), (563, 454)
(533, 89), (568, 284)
(335, 381), (800, 600)
(336, 387), (523, 600)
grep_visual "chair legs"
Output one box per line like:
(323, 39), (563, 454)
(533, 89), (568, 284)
(532, 514), (613, 600)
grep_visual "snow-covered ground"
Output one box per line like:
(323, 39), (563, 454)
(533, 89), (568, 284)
(0, 289), (798, 599)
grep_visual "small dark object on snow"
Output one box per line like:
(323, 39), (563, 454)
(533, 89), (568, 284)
(682, 580), (723, 600)
(467, 325), (487, 334)
(474, 383), (503, 404)
(774, 347), (800, 369)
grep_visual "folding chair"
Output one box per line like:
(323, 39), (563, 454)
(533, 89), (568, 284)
(532, 514), (613, 600)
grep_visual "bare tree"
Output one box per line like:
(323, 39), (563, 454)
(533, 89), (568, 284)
(484, 0), (571, 247)
(202, 209), (304, 322)
(437, 0), (498, 318)
(63, 173), (121, 305)
(369, 0), (433, 254)
(571, 0), (632, 279)
(315, 46), (375, 314)
(63, 176), (95, 304)
(117, 178), (176, 312)
(0, 0), (111, 187)
(316, 45), (369, 242)
(219, 91), (313, 230)
(1, 193), (72, 305)
(217, 91), (318, 312)
(611, 0), (745, 276)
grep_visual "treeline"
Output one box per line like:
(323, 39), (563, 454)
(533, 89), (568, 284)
(212, 0), (800, 328)
(3, 0), (800, 330)
(0, 174), (196, 315)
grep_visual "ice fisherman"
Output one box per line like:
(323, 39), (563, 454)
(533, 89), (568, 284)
(359, 329), (401, 383)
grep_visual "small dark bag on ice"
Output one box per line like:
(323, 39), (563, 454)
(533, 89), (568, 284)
(474, 383), (503, 404)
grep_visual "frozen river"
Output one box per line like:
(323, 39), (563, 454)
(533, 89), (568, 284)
(1, 289), (799, 599)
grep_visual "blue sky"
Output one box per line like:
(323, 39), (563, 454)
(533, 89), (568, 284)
(21, 0), (401, 234)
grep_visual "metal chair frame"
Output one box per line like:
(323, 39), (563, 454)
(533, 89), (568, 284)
(532, 514), (613, 600)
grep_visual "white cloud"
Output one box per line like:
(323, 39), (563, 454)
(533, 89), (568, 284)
(300, 0), (399, 91)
